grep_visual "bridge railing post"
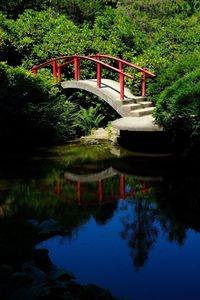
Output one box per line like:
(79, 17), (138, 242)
(96, 53), (101, 88)
(55, 179), (61, 195)
(52, 60), (57, 79)
(142, 68), (147, 97)
(33, 66), (37, 76)
(120, 175), (125, 199)
(74, 54), (80, 80)
(57, 65), (62, 81)
(119, 62), (124, 100)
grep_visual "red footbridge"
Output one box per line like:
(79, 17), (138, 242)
(46, 173), (150, 207)
(32, 54), (156, 117)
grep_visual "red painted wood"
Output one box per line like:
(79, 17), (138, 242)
(31, 55), (155, 78)
(95, 54), (156, 78)
(52, 60), (57, 79)
(119, 61), (124, 100)
(31, 54), (155, 97)
(96, 53), (101, 88)
(74, 56), (77, 80)
(33, 66), (37, 76)
(55, 179), (61, 195)
(59, 55), (133, 79)
(120, 175), (125, 199)
(77, 58), (80, 80)
(57, 65), (61, 81)
(74, 55), (80, 80)
(142, 68), (146, 97)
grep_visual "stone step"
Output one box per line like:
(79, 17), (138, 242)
(122, 103), (142, 115)
(129, 107), (154, 117)
(112, 116), (163, 132)
(138, 101), (153, 108)
(133, 96), (149, 103)
(122, 96), (148, 105)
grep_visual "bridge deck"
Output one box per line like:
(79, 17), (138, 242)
(61, 78), (161, 131)
(112, 115), (163, 132)
(61, 78), (152, 117)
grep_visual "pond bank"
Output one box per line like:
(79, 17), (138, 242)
(80, 127), (119, 145)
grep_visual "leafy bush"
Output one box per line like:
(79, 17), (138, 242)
(2, 10), (81, 67)
(1, 8), (139, 71)
(0, 63), (77, 145)
(0, 0), (117, 22)
(74, 106), (105, 135)
(154, 67), (200, 151)
(119, 0), (200, 31)
(1, 0), (200, 151)
(149, 52), (200, 102)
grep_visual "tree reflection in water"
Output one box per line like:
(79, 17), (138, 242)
(153, 176), (200, 245)
(120, 197), (158, 269)
(119, 174), (200, 269)
(158, 213), (187, 246)
(0, 171), (198, 271)
(0, 145), (200, 274)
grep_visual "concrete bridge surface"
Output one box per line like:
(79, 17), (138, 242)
(61, 78), (162, 132)
(33, 54), (160, 132)
(61, 78), (154, 118)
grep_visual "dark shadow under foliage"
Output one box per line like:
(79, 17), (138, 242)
(0, 63), (77, 148)
(0, 0), (117, 23)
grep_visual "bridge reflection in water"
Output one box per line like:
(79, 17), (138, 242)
(47, 167), (150, 206)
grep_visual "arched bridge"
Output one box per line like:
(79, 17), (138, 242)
(47, 172), (150, 206)
(32, 54), (156, 117)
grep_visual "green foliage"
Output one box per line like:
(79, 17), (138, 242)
(0, 0), (118, 22)
(154, 67), (200, 151)
(119, 0), (200, 31)
(68, 92), (119, 124)
(149, 52), (200, 102)
(134, 13), (200, 78)
(0, 7), (141, 68)
(155, 68), (200, 125)
(0, 63), (77, 144)
(1, 10), (81, 66)
(146, 52), (200, 152)
(92, 6), (143, 57)
(74, 107), (105, 135)
(0, 0), (200, 149)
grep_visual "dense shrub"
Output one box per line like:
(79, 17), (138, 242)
(149, 52), (200, 102)
(0, 63), (77, 145)
(119, 0), (200, 31)
(0, 0), (117, 22)
(0, 0), (200, 150)
(154, 68), (200, 151)
(1, 10), (82, 66)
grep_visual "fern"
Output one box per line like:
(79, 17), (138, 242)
(74, 106), (105, 135)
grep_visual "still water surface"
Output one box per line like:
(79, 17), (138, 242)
(1, 142), (200, 300)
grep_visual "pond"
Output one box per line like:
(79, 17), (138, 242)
(0, 141), (200, 300)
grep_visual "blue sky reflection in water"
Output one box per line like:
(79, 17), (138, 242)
(37, 188), (200, 300)
(2, 142), (199, 300)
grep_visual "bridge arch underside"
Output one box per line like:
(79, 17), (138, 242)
(61, 79), (134, 117)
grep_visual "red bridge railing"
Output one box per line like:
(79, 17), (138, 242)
(32, 54), (155, 100)
(47, 175), (150, 206)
